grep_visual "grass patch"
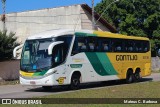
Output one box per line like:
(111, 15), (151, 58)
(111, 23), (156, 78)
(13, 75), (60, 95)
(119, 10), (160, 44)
(41, 81), (160, 98)
(152, 70), (160, 73)
(0, 81), (160, 107)
(0, 80), (19, 85)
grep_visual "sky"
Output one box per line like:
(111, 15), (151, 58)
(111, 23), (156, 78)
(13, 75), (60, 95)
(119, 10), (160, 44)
(0, 0), (101, 14)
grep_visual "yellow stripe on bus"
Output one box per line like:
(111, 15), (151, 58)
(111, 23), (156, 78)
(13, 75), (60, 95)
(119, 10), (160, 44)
(20, 71), (34, 77)
(93, 31), (149, 40)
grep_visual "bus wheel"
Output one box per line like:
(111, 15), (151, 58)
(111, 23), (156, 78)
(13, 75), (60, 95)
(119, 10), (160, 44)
(126, 70), (133, 84)
(42, 86), (52, 90)
(134, 71), (141, 82)
(70, 75), (80, 90)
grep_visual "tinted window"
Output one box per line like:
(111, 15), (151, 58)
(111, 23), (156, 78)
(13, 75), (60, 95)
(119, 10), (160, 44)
(72, 37), (88, 55)
(134, 41), (143, 52)
(88, 37), (97, 52)
(57, 35), (73, 52)
(125, 40), (134, 52)
(112, 39), (124, 52)
(71, 36), (150, 55)
(125, 40), (150, 53)
(52, 43), (68, 67)
(141, 40), (150, 52)
(98, 38), (112, 52)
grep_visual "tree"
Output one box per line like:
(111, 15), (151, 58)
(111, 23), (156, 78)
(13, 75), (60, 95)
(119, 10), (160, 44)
(95, 0), (160, 56)
(0, 30), (20, 60)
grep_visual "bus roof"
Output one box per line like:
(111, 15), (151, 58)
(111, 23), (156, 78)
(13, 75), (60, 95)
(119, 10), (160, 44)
(93, 31), (149, 41)
(27, 29), (93, 40)
(27, 29), (149, 41)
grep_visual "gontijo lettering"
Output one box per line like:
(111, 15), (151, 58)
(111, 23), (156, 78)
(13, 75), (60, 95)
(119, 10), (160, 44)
(116, 55), (138, 61)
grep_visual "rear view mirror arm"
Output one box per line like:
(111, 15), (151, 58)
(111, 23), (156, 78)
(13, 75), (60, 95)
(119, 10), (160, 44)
(48, 41), (64, 55)
(13, 44), (24, 58)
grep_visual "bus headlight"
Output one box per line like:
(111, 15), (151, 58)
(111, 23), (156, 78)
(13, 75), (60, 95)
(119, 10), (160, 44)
(44, 70), (57, 77)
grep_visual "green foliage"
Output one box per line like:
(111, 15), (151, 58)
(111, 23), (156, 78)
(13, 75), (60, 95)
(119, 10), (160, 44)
(95, 0), (160, 56)
(0, 30), (19, 60)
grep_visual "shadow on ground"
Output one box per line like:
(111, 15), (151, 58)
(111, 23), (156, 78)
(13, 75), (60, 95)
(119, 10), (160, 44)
(25, 77), (153, 93)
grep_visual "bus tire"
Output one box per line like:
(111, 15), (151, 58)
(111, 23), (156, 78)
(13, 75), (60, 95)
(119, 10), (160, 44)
(126, 69), (133, 84)
(42, 86), (52, 90)
(134, 71), (141, 82)
(70, 74), (80, 90)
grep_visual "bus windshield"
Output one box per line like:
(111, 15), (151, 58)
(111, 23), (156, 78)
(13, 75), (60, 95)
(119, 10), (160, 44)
(21, 36), (73, 72)
(21, 38), (55, 72)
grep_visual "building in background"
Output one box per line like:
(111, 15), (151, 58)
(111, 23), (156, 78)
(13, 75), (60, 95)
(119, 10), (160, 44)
(0, 4), (116, 43)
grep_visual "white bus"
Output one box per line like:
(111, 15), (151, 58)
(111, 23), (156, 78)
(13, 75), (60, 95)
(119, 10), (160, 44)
(14, 29), (151, 90)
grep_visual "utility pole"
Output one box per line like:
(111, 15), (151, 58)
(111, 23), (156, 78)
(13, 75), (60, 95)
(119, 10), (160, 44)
(92, 0), (95, 30)
(1, 0), (6, 31)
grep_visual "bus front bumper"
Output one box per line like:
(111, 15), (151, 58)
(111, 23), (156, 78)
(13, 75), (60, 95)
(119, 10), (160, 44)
(20, 75), (56, 86)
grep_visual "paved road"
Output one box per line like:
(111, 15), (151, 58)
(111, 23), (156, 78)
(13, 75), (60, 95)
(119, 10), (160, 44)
(0, 73), (160, 98)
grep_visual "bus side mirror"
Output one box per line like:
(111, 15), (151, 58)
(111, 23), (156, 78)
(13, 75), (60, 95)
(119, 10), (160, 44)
(13, 44), (23, 59)
(48, 41), (64, 55)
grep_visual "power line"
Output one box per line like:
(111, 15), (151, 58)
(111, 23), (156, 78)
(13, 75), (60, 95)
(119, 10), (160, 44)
(95, 0), (119, 25)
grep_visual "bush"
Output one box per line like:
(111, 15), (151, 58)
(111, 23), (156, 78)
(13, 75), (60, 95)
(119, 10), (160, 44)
(0, 30), (20, 60)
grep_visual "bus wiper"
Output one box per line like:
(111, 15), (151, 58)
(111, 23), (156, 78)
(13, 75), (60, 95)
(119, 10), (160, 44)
(22, 66), (28, 72)
(36, 66), (50, 72)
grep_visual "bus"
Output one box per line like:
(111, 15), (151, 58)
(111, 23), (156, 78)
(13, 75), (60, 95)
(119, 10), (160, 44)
(13, 29), (151, 90)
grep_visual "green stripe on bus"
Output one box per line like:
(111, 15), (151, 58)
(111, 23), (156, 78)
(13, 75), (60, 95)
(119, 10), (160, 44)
(75, 32), (97, 37)
(33, 72), (41, 76)
(33, 70), (48, 76)
(85, 52), (118, 76)
(96, 53), (118, 75)
(70, 64), (82, 68)
(85, 52), (110, 75)
(39, 70), (48, 76)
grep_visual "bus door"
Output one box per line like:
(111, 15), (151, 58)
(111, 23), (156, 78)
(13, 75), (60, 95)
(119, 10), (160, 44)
(52, 43), (68, 85)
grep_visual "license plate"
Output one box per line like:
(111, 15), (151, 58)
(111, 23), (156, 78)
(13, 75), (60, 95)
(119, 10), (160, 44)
(30, 81), (36, 85)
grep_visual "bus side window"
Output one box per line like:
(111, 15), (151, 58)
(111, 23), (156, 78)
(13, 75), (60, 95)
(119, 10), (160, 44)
(71, 37), (78, 55)
(88, 37), (97, 52)
(57, 35), (73, 55)
(135, 41), (143, 52)
(78, 37), (88, 52)
(71, 37), (88, 55)
(96, 38), (102, 52)
(113, 39), (123, 52)
(102, 40), (109, 52)
(143, 41), (149, 52)
(125, 40), (134, 52)
(52, 43), (67, 67)
(52, 45), (61, 66)
(134, 42), (138, 52)
(89, 43), (94, 51)
(80, 43), (87, 50)
(98, 38), (111, 52)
